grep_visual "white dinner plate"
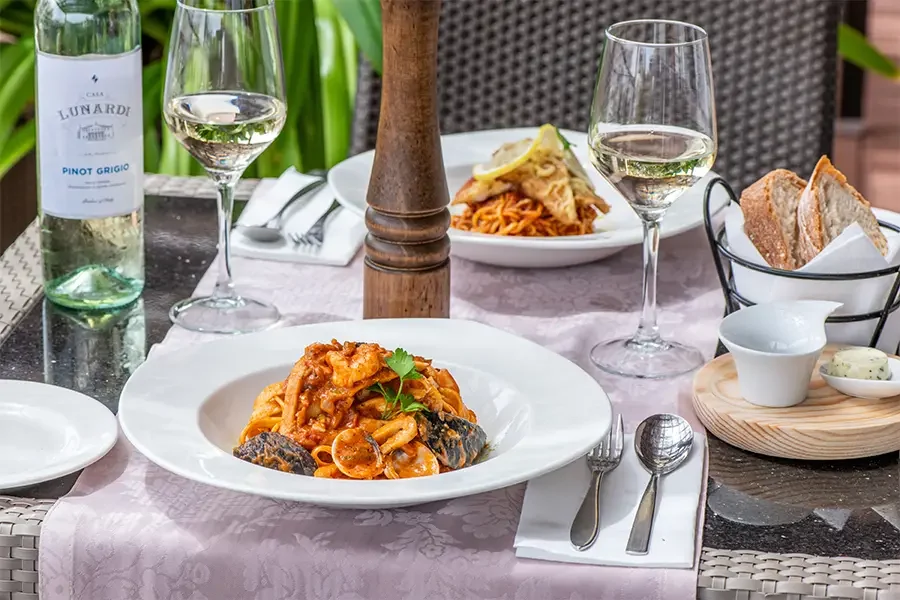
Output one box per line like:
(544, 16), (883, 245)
(0, 380), (118, 492)
(118, 319), (612, 508)
(329, 128), (730, 268)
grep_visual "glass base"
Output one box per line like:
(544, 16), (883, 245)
(45, 265), (143, 310)
(169, 295), (280, 334)
(590, 335), (704, 380)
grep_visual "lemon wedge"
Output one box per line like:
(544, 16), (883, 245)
(473, 124), (559, 181)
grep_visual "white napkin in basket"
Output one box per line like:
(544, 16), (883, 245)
(231, 167), (366, 267)
(725, 206), (900, 352)
(514, 433), (705, 568)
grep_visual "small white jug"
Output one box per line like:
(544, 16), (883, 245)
(718, 301), (843, 408)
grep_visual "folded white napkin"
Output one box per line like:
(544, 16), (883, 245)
(514, 432), (705, 568)
(231, 167), (366, 267)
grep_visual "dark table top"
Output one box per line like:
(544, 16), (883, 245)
(1, 192), (898, 561)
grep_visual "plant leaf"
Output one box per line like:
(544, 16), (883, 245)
(331, 0), (382, 75)
(0, 1), (34, 35)
(139, 0), (176, 16)
(293, 3), (326, 172)
(255, 0), (324, 174)
(142, 16), (172, 46)
(142, 60), (164, 172)
(398, 394), (427, 414)
(315, 0), (351, 166)
(0, 38), (35, 151)
(385, 348), (417, 379)
(0, 121), (35, 180)
(838, 23), (900, 81)
(337, 13), (358, 104)
(143, 122), (161, 174)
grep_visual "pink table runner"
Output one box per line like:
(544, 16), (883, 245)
(39, 228), (723, 600)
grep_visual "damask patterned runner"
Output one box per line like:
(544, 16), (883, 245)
(38, 227), (721, 600)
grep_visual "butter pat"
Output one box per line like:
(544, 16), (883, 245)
(826, 347), (891, 380)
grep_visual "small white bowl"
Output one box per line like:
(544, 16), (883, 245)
(819, 357), (900, 400)
(718, 301), (842, 408)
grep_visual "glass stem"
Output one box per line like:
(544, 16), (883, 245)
(634, 218), (661, 344)
(213, 182), (237, 301)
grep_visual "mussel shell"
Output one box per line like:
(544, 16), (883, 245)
(233, 431), (317, 476)
(415, 410), (487, 469)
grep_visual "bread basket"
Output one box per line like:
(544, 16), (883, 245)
(702, 177), (900, 357)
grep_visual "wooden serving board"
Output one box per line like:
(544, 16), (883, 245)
(692, 345), (900, 460)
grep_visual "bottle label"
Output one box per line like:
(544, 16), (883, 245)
(36, 48), (144, 219)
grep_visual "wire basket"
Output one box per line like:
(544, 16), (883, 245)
(702, 176), (900, 357)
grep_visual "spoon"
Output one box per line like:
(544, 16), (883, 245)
(238, 172), (327, 243)
(625, 414), (694, 555)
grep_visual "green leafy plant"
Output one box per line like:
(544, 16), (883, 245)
(839, 23), (900, 81)
(0, 9), (898, 182)
(0, 0), (384, 180)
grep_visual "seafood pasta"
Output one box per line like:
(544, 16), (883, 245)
(234, 340), (488, 480)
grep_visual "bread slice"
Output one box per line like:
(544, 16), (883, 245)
(740, 169), (808, 270)
(797, 155), (888, 263)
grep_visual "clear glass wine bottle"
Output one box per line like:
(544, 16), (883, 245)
(34, 0), (144, 310)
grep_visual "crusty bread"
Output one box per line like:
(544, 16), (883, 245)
(797, 155), (888, 263)
(740, 169), (808, 270)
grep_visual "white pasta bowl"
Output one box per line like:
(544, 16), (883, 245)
(328, 128), (730, 269)
(118, 319), (612, 508)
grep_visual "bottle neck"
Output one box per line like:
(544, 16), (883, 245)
(35, 0), (140, 56)
(45, 0), (138, 12)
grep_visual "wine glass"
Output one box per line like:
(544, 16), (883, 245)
(163, 0), (286, 334)
(588, 20), (717, 379)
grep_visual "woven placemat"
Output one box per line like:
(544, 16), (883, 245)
(0, 497), (55, 600)
(0, 220), (41, 346)
(698, 549), (900, 599)
(144, 174), (259, 200)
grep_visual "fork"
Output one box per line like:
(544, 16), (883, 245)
(569, 413), (624, 551)
(289, 200), (343, 248)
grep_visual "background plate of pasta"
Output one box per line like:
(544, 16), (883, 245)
(329, 127), (730, 269)
(118, 319), (613, 508)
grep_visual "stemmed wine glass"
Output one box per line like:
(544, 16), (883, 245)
(588, 20), (717, 379)
(163, 0), (286, 334)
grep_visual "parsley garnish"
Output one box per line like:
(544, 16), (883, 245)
(556, 128), (575, 151)
(370, 348), (428, 418)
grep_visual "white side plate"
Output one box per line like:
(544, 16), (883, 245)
(820, 357), (900, 400)
(0, 381), (118, 492)
(329, 128), (730, 268)
(118, 319), (613, 508)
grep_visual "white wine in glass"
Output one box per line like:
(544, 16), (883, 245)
(163, 0), (287, 334)
(165, 92), (286, 173)
(588, 20), (717, 379)
(590, 125), (715, 215)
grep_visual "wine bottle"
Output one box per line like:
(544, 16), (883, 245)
(34, 0), (144, 310)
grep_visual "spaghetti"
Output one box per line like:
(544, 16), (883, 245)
(451, 191), (601, 237)
(235, 340), (486, 480)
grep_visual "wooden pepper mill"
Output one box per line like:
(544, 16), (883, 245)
(362, 0), (451, 319)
